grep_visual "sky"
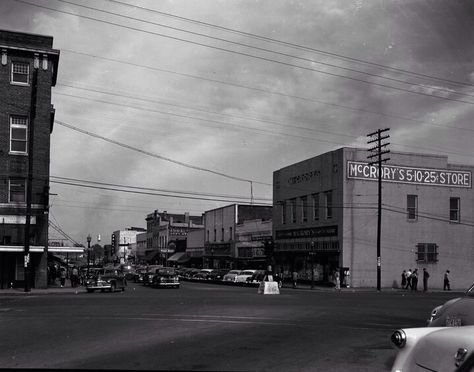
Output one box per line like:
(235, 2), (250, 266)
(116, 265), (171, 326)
(1, 0), (473, 247)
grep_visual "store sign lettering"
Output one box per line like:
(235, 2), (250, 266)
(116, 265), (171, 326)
(287, 170), (320, 185)
(347, 161), (471, 188)
(276, 226), (338, 240)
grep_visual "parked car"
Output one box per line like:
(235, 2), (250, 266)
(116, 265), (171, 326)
(181, 268), (200, 280)
(151, 267), (180, 288)
(390, 325), (474, 372)
(208, 269), (229, 282)
(234, 270), (257, 285)
(428, 283), (474, 327)
(193, 269), (214, 281)
(222, 270), (243, 283)
(86, 268), (127, 293)
(245, 270), (266, 286)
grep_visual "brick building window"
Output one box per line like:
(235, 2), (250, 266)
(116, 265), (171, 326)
(9, 178), (26, 203)
(450, 197), (460, 222)
(229, 227), (233, 241)
(407, 195), (418, 220)
(10, 115), (28, 154)
(416, 243), (438, 263)
(11, 62), (29, 85)
(281, 202), (287, 224)
(221, 227), (224, 242)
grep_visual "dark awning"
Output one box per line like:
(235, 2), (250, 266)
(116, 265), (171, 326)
(144, 250), (160, 262)
(167, 252), (190, 263)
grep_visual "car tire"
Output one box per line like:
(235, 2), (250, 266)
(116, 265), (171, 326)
(110, 282), (116, 292)
(86, 288), (94, 293)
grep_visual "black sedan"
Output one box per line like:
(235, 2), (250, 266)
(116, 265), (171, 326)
(151, 267), (180, 289)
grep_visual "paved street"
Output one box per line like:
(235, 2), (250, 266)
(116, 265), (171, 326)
(0, 282), (459, 371)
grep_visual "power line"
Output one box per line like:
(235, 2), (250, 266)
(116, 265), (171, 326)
(61, 49), (474, 134)
(105, 0), (473, 89)
(54, 90), (474, 159)
(53, 0), (474, 101)
(15, 0), (474, 105)
(54, 119), (270, 186)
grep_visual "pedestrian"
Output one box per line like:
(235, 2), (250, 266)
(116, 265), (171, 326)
(405, 269), (412, 289)
(59, 267), (66, 287)
(345, 269), (350, 288)
(423, 268), (430, 292)
(411, 269), (418, 291)
(71, 266), (79, 288)
(443, 270), (451, 290)
(334, 269), (341, 291)
(401, 270), (407, 288)
(292, 271), (298, 289)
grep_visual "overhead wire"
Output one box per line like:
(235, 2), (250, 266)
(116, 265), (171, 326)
(14, 0), (474, 105)
(105, 0), (473, 89)
(52, 0), (474, 101)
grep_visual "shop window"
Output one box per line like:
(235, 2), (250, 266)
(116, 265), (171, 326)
(450, 197), (460, 222)
(312, 193), (319, 220)
(10, 115), (28, 154)
(11, 61), (29, 85)
(9, 178), (26, 203)
(416, 243), (438, 263)
(301, 196), (308, 222)
(213, 229), (216, 242)
(229, 227), (233, 241)
(407, 195), (418, 220)
(221, 227), (224, 242)
(325, 191), (333, 219)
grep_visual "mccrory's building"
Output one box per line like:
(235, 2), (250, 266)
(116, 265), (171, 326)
(273, 147), (474, 289)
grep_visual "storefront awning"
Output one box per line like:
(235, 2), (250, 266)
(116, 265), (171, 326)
(144, 250), (160, 262)
(167, 252), (190, 263)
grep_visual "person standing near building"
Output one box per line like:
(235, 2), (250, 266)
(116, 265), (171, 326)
(334, 269), (341, 291)
(292, 271), (298, 289)
(423, 268), (430, 292)
(405, 269), (412, 289)
(411, 269), (418, 291)
(443, 270), (451, 290)
(401, 270), (407, 289)
(59, 268), (67, 288)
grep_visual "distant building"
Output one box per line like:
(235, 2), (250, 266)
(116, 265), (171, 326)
(273, 147), (474, 289)
(135, 232), (147, 262)
(145, 210), (203, 264)
(185, 229), (205, 267)
(111, 227), (146, 264)
(0, 30), (60, 289)
(203, 204), (272, 269)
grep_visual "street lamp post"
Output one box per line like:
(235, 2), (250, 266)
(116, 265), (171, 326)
(86, 234), (91, 277)
(211, 248), (214, 269)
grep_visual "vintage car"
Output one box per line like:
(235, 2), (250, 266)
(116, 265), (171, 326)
(193, 269), (214, 281)
(207, 269), (229, 282)
(222, 270), (243, 283)
(234, 270), (257, 285)
(142, 265), (162, 286)
(151, 267), (180, 288)
(428, 283), (474, 327)
(86, 268), (127, 293)
(390, 326), (474, 372)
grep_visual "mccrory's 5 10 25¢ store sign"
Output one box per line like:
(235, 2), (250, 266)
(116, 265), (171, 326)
(347, 161), (472, 188)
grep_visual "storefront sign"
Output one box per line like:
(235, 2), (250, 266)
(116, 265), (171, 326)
(276, 225), (338, 240)
(347, 161), (471, 188)
(287, 170), (320, 185)
(0, 215), (36, 224)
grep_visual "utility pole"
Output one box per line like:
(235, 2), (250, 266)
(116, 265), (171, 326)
(24, 69), (38, 292)
(367, 128), (390, 291)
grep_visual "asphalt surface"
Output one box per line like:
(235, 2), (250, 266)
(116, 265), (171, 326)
(0, 281), (461, 371)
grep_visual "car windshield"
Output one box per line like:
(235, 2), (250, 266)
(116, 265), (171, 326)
(228, 270), (241, 275)
(241, 271), (254, 275)
(158, 268), (176, 275)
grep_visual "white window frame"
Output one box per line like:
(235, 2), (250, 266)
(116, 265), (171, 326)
(9, 178), (26, 203)
(10, 115), (28, 155)
(11, 61), (30, 85)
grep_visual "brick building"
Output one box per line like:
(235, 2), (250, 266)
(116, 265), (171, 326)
(273, 147), (474, 289)
(0, 30), (59, 289)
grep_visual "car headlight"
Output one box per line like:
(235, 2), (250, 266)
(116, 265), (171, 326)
(391, 330), (406, 348)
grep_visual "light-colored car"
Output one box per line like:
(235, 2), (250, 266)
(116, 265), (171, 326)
(222, 270), (243, 283)
(428, 283), (474, 327)
(234, 270), (257, 284)
(390, 326), (474, 372)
